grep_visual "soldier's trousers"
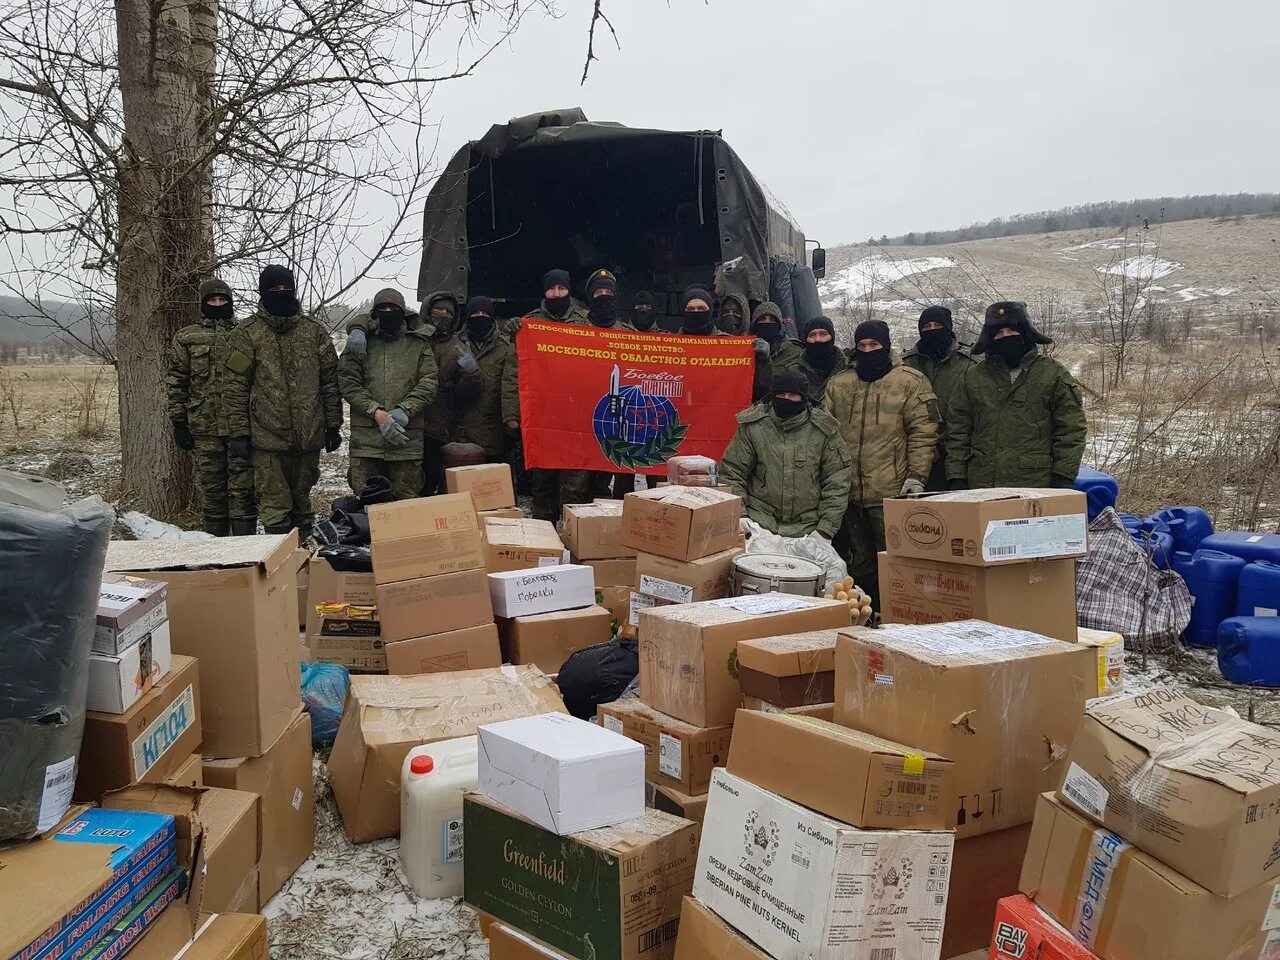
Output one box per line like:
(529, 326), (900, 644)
(349, 458), (421, 502)
(194, 435), (255, 532)
(531, 470), (610, 522)
(253, 448), (321, 534)
(421, 438), (446, 496)
(835, 503), (885, 610)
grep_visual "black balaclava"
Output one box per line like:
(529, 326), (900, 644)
(200, 279), (234, 322)
(752, 310), (783, 345)
(771, 369), (809, 420)
(259, 264), (300, 318)
(802, 316), (838, 368)
(372, 303), (405, 338)
(990, 332), (1030, 369)
(586, 273), (619, 327)
(466, 296), (495, 342)
(542, 268), (572, 319)
(853, 319), (893, 382)
(632, 291), (657, 332)
(918, 305), (955, 360)
(680, 285), (715, 334)
(719, 298), (744, 332)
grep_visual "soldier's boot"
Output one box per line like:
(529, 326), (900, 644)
(203, 518), (230, 537)
(229, 518), (258, 536)
(262, 522), (294, 535)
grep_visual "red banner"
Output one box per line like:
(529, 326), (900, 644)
(517, 320), (755, 473)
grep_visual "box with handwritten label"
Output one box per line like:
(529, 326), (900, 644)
(488, 564), (595, 619)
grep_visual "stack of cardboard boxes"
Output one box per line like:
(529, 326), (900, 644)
(736, 629), (839, 720)
(562, 500), (637, 636)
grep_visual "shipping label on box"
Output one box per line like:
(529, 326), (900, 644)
(489, 564), (595, 619)
(95, 575), (169, 656)
(445, 463), (516, 511)
(694, 770), (953, 960)
(368, 494), (484, 584)
(597, 699), (732, 795)
(635, 547), (741, 603)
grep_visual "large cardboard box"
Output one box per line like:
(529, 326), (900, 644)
(562, 501), (633, 560)
(95, 575), (169, 656)
(583, 557), (637, 587)
(635, 547), (741, 603)
(835, 620), (1094, 840)
(489, 564), (595, 619)
(306, 604), (386, 672)
(445, 463), (516, 511)
(202, 710), (314, 908)
(328, 667), (566, 841)
(464, 794), (697, 960)
(695, 770), (954, 960)
(88, 621), (174, 714)
(105, 533), (302, 758)
(304, 555), (377, 641)
(128, 908), (266, 960)
(368, 493), (484, 585)
(484, 517), (569, 572)
(375, 567), (493, 643)
(77, 655), (202, 801)
(194, 787), (260, 914)
(942, 824), (1033, 959)
(501, 605), (612, 675)
(620, 487), (741, 562)
(878, 553), (1079, 643)
(1020, 792), (1278, 960)
(598, 699), (731, 796)
(673, 897), (769, 960)
(726, 709), (955, 830)
(990, 895), (1096, 960)
(1058, 689), (1280, 897)
(740, 697), (834, 721)
(882, 488), (1088, 567)
(736, 629), (839, 707)
(638, 595), (851, 728)
(385, 623), (502, 675)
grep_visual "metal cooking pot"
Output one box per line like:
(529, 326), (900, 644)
(731, 554), (824, 597)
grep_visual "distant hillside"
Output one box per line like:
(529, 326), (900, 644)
(0, 295), (110, 346)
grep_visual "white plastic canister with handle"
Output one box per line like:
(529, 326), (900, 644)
(399, 735), (479, 898)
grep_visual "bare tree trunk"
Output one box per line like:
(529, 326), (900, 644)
(114, 0), (212, 517)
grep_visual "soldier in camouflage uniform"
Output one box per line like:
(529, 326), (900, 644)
(903, 306), (979, 491)
(167, 278), (255, 536)
(225, 265), (342, 537)
(750, 301), (805, 402)
(501, 268), (589, 340)
(454, 296), (519, 461)
(798, 316), (849, 399)
(338, 289), (439, 501)
(947, 301), (1087, 490)
(721, 369), (851, 538)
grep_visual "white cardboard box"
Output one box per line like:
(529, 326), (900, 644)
(86, 620), (174, 713)
(477, 713), (645, 835)
(487, 564), (596, 619)
(95, 574), (169, 655)
(694, 769), (954, 960)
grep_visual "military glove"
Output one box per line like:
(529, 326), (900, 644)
(753, 338), (771, 359)
(229, 436), (252, 460)
(388, 407), (408, 428)
(344, 328), (367, 359)
(456, 348), (480, 377)
(900, 478), (925, 497)
(325, 427), (343, 453)
(172, 421), (195, 451)
(947, 478), (967, 491)
(379, 417), (407, 446)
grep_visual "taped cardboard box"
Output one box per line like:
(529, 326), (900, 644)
(562, 501), (633, 560)
(635, 547), (741, 604)
(583, 557), (637, 588)
(77, 654), (203, 802)
(638, 595), (851, 728)
(620, 487), (742, 562)
(305, 555), (376, 641)
(105, 533), (302, 758)
(488, 922), (574, 960)
(835, 620), (1094, 840)
(368, 493), (484, 585)
(672, 897), (769, 960)
(739, 696), (834, 720)
(88, 621), (174, 714)
(736, 629), (838, 708)
(445, 463), (516, 511)
(329, 666), (566, 841)
(1020, 792), (1277, 960)
(727, 709), (955, 830)
(375, 567), (493, 643)
(941, 823), (1033, 959)
(694, 770), (953, 960)
(96, 575), (169, 656)
(464, 793), (697, 960)
(989, 895), (1096, 960)
(203, 710), (314, 908)
(882, 488), (1087, 568)
(484, 518), (569, 572)
(648, 785), (707, 829)
(385, 622), (502, 675)
(1058, 689), (1280, 897)
(1073, 627), (1124, 697)
(597, 699), (732, 795)
(500, 605), (612, 675)
(878, 553), (1079, 643)
(128, 908), (266, 960)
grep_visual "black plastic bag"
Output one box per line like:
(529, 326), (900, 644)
(769, 257), (796, 324)
(791, 263), (823, 331)
(556, 638), (639, 720)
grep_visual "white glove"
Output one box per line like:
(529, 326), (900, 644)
(900, 478), (925, 497)
(343, 328), (367, 359)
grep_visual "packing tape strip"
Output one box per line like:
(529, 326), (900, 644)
(902, 753), (926, 775)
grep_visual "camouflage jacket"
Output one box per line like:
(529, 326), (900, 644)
(903, 339), (978, 463)
(338, 328), (439, 460)
(167, 316), (240, 436)
(453, 327), (519, 456)
(799, 348), (849, 400)
(753, 337), (806, 402)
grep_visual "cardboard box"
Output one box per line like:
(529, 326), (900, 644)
(726, 709), (955, 830)
(445, 463), (516, 511)
(990, 895), (1096, 960)
(164, 753), (203, 789)
(480, 506), (525, 520)
(368, 493), (484, 585)
(304, 555), (376, 641)
(635, 548), (741, 603)
(1074, 627), (1124, 697)
(1058, 689), (1280, 897)
(882, 488), (1088, 567)
(595, 585), (631, 630)
(562, 501), (634, 560)
(202, 710), (314, 908)
(477, 713), (645, 834)
(87, 621), (174, 714)
(95, 574), (169, 656)
(296, 552), (309, 631)
(306, 607), (386, 672)
(1020, 792), (1277, 960)
(648, 785), (707, 827)
(484, 517), (569, 572)
(128, 908), (266, 960)
(673, 897), (769, 960)
(739, 697), (835, 721)
(501, 605), (612, 675)
(488, 922), (574, 960)
(835, 620), (1094, 840)
(76, 655), (202, 801)
(489, 564), (595, 619)
(464, 793), (697, 960)
(584, 557), (637, 587)
(620, 487), (742, 562)
(105, 533), (302, 759)
(328, 667), (566, 841)
(638, 595), (851, 728)
(942, 823), (1033, 959)
(597, 699), (732, 795)
(735, 629), (838, 707)
(375, 567), (493, 643)
(694, 770), (953, 960)
(385, 623), (502, 675)
(189, 787), (259, 914)
(878, 553), (1079, 643)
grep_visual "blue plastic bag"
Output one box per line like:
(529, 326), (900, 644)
(300, 661), (349, 742)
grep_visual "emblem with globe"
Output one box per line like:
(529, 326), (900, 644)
(593, 364), (689, 469)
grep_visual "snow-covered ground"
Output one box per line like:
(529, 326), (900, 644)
(1097, 255), (1181, 280)
(819, 255), (954, 305)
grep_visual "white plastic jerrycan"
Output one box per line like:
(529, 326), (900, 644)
(399, 734), (479, 898)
